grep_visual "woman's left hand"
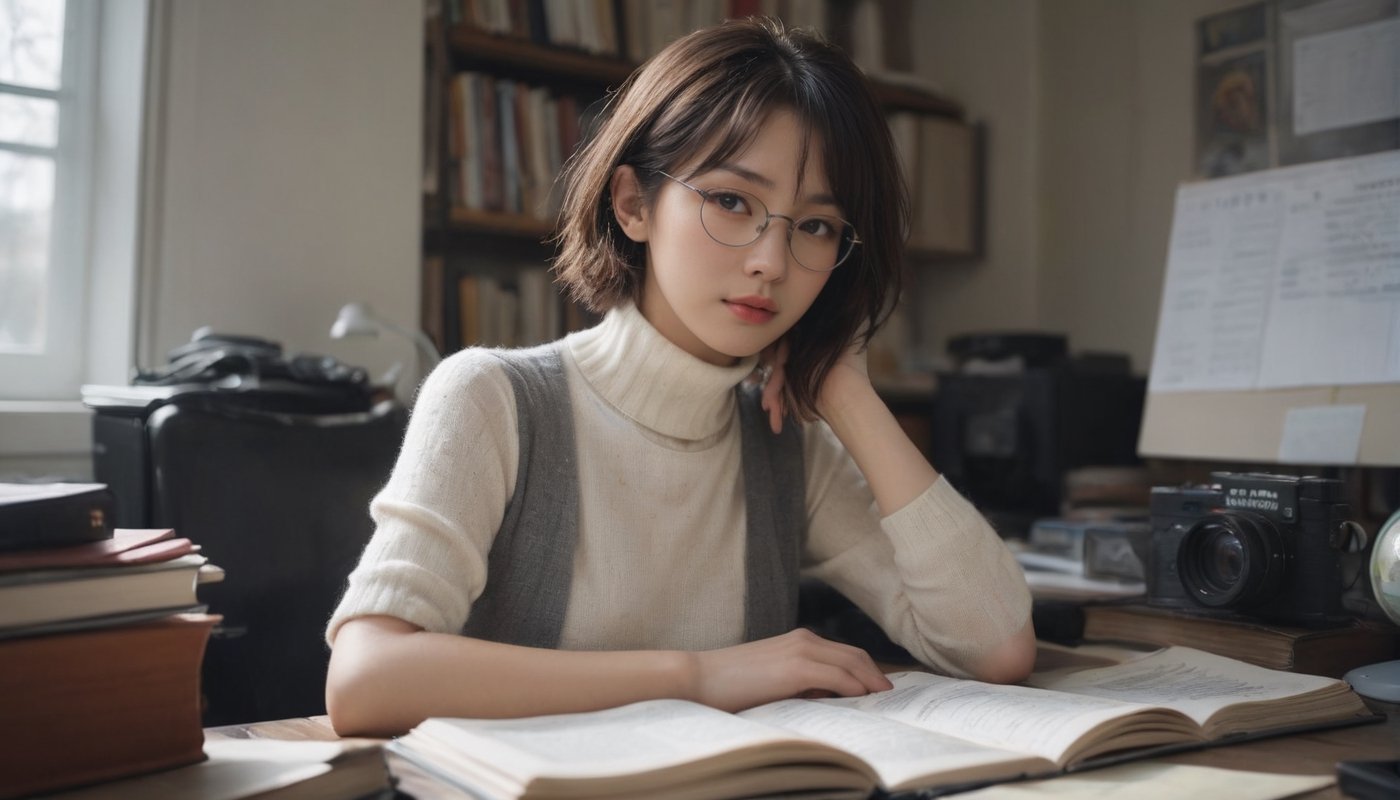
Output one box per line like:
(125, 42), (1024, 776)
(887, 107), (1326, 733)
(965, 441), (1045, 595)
(816, 335), (871, 417)
(758, 339), (790, 435)
(758, 335), (872, 435)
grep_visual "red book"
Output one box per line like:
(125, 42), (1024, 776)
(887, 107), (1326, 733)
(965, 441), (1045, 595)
(0, 613), (218, 798)
(0, 528), (193, 573)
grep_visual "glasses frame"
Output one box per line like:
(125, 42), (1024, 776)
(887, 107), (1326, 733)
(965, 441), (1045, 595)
(656, 171), (862, 272)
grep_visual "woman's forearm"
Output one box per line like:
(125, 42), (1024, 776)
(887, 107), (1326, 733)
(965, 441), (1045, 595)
(326, 617), (894, 736)
(816, 370), (937, 517)
(326, 616), (691, 736)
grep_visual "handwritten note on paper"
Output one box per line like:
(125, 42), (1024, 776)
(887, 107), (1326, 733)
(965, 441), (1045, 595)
(1277, 404), (1366, 465)
(1149, 149), (1400, 394)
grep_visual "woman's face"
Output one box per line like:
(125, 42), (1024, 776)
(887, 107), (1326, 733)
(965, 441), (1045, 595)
(635, 110), (838, 366)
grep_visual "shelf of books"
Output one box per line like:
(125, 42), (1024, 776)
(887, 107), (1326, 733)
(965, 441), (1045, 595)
(423, 0), (984, 355)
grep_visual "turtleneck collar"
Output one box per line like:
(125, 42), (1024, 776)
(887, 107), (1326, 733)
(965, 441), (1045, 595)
(566, 301), (759, 441)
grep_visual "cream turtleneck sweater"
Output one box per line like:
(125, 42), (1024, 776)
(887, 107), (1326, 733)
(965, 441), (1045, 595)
(326, 302), (1030, 676)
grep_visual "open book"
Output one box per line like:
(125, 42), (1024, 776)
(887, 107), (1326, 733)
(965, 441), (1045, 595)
(384, 646), (1376, 800)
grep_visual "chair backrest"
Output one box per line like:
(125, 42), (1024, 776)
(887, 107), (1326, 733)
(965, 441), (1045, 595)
(146, 400), (407, 725)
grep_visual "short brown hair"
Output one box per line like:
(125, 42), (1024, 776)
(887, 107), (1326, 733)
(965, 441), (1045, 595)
(554, 17), (908, 421)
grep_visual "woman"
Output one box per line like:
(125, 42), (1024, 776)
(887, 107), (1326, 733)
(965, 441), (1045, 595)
(325, 17), (1034, 737)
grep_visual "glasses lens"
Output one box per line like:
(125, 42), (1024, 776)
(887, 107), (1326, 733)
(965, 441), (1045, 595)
(698, 188), (767, 247)
(790, 216), (857, 272)
(697, 187), (858, 272)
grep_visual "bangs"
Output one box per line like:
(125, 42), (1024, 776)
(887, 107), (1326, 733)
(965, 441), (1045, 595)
(644, 71), (860, 223)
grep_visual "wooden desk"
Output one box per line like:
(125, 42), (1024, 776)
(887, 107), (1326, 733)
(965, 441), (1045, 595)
(209, 708), (1400, 799)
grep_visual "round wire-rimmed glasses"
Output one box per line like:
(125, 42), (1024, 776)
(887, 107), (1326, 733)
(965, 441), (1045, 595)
(656, 171), (861, 272)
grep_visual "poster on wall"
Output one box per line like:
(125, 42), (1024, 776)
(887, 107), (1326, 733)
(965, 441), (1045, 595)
(1196, 3), (1273, 178)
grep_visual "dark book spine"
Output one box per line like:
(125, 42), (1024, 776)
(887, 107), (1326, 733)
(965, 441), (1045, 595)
(0, 487), (115, 550)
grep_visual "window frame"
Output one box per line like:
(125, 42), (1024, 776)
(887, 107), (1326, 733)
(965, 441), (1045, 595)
(0, 0), (99, 400)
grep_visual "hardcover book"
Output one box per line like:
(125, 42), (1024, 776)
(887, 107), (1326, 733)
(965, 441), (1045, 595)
(0, 552), (216, 631)
(1082, 603), (1400, 678)
(0, 613), (218, 799)
(0, 482), (115, 551)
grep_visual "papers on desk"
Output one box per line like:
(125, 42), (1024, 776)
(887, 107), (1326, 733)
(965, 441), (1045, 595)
(954, 762), (1333, 799)
(1149, 149), (1400, 393)
(45, 739), (387, 800)
(1012, 545), (1146, 602)
(1019, 568), (1146, 602)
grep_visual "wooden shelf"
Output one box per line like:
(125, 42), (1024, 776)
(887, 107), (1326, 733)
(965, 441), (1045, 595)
(446, 26), (961, 118)
(446, 27), (636, 86)
(448, 207), (555, 239)
(871, 81), (963, 118)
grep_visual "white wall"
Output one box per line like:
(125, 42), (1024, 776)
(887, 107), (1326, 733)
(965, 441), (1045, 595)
(910, 0), (1044, 366)
(142, 0), (422, 387)
(915, 0), (1252, 374)
(0, 0), (421, 481)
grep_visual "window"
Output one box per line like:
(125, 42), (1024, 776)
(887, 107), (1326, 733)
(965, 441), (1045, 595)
(0, 0), (96, 400)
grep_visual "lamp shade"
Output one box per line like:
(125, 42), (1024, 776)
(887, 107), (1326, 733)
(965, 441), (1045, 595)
(330, 303), (379, 339)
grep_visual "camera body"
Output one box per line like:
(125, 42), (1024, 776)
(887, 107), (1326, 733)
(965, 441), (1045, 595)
(1146, 472), (1353, 627)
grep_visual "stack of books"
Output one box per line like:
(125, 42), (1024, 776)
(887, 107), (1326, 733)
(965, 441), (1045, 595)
(0, 492), (225, 799)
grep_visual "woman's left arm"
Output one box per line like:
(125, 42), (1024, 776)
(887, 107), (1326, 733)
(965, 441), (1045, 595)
(765, 342), (1037, 683)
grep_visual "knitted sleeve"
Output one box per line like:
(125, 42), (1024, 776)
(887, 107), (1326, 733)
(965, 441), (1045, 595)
(799, 422), (1031, 677)
(324, 349), (519, 646)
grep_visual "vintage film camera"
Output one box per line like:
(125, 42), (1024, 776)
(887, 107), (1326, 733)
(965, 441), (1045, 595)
(1146, 472), (1365, 627)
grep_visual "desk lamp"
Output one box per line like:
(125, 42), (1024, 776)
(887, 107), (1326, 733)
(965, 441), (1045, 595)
(330, 302), (442, 390)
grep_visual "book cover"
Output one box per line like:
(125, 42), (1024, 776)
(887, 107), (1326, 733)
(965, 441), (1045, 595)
(0, 482), (115, 551)
(0, 613), (218, 799)
(480, 75), (504, 211)
(0, 553), (210, 629)
(0, 528), (187, 572)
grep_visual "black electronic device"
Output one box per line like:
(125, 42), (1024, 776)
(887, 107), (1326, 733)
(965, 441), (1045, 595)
(946, 332), (1068, 368)
(930, 337), (1146, 536)
(87, 330), (380, 528)
(130, 328), (372, 414)
(1145, 472), (1365, 628)
(1336, 760), (1400, 800)
(83, 330), (407, 724)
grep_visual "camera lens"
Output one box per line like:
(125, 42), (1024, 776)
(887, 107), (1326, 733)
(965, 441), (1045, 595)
(1177, 511), (1287, 608)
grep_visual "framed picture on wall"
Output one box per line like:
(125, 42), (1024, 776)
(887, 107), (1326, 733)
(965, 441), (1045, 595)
(1195, 2), (1272, 178)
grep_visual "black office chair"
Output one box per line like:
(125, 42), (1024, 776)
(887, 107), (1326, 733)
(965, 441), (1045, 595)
(145, 399), (407, 725)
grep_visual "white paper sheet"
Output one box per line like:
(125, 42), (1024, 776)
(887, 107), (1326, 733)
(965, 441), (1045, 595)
(1293, 17), (1400, 136)
(1149, 149), (1400, 393)
(1277, 404), (1367, 464)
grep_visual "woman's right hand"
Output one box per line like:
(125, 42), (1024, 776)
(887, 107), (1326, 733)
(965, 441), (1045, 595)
(683, 628), (893, 713)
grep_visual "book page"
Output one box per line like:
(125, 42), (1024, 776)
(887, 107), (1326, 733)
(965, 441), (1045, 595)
(819, 672), (1195, 765)
(741, 699), (1054, 791)
(411, 699), (868, 787)
(1025, 646), (1347, 728)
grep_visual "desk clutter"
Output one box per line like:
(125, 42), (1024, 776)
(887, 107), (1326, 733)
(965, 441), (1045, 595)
(0, 483), (224, 799)
(1016, 469), (1400, 685)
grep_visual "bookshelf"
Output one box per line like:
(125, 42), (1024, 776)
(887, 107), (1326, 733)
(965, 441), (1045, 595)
(421, 1), (983, 355)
